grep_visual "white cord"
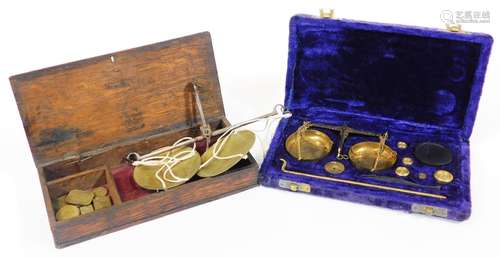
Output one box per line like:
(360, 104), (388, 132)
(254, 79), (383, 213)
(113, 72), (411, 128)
(199, 129), (246, 169)
(132, 137), (197, 189)
(200, 106), (290, 168)
(132, 105), (292, 189)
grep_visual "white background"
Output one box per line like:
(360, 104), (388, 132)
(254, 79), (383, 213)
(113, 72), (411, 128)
(1, 0), (499, 256)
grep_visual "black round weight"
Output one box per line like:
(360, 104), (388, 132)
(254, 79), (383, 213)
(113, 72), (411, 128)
(414, 142), (452, 166)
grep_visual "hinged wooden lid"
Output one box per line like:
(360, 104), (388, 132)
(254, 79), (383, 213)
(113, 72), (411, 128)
(10, 32), (225, 167)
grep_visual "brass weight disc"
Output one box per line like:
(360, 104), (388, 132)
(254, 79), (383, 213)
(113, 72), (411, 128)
(324, 161), (345, 174)
(397, 141), (408, 149)
(197, 130), (256, 178)
(56, 205), (80, 221)
(434, 169), (454, 184)
(395, 166), (410, 177)
(133, 146), (201, 190)
(65, 189), (94, 206)
(348, 142), (397, 172)
(402, 157), (414, 166)
(92, 186), (108, 197)
(285, 129), (333, 161)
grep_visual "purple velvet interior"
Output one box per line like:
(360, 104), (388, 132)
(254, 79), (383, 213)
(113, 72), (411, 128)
(260, 15), (493, 220)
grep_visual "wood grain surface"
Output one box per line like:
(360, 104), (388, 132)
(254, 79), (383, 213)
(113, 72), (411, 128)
(10, 32), (225, 167)
(10, 33), (259, 248)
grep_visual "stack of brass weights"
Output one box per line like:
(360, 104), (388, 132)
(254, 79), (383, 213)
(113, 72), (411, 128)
(54, 187), (112, 221)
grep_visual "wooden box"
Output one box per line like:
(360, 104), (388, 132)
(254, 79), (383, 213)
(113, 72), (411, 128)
(10, 32), (259, 248)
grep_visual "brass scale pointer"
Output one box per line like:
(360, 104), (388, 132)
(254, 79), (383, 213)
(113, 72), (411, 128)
(309, 122), (382, 160)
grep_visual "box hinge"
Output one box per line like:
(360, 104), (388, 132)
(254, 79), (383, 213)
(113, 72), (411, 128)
(278, 179), (311, 193)
(411, 204), (448, 218)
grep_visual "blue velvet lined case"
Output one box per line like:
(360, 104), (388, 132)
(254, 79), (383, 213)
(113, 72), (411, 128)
(260, 15), (493, 221)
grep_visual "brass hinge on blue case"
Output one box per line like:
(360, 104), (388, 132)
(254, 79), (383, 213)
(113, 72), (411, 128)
(278, 179), (311, 193)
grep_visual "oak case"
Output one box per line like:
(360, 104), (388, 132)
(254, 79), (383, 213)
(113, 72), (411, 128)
(10, 32), (259, 248)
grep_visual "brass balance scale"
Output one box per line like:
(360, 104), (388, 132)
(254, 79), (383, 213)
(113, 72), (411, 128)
(125, 81), (455, 200)
(283, 121), (455, 199)
(126, 82), (290, 191)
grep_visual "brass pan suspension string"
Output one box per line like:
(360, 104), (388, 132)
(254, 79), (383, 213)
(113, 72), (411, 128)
(279, 159), (447, 199)
(372, 132), (389, 172)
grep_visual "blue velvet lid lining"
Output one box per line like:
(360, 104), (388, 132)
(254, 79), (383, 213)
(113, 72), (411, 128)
(284, 15), (493, 138)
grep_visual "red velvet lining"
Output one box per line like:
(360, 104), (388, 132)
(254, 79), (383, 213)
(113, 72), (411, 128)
(112, 164), (151, 202)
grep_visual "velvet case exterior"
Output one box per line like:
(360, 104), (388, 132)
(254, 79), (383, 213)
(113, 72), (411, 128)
(260, 15), (493, 221)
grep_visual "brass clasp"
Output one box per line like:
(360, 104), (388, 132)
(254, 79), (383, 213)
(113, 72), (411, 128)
(445, 23), (462, 32)
(411, 204), (448, 218)
(278, 179), (311, 193)
(319, 8), (334, 19)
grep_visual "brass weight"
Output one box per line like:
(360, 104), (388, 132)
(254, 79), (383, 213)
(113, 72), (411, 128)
(402, 157), (414, 166)
(285, 123), (333, 161)
(56, 205), (80, 221)
(65, 190), (94, 206)
(418, 172), (427, 180)
(80, 205), (94, 215)
(93, 196), (112, 210)
(324, 161), (345, 174)
(434, 170), (454, 184)
(55, 186), (113, 221)
(395, 166), (410, 177)
(397, 141), (408, 149)
(92, 187), (108, 197)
